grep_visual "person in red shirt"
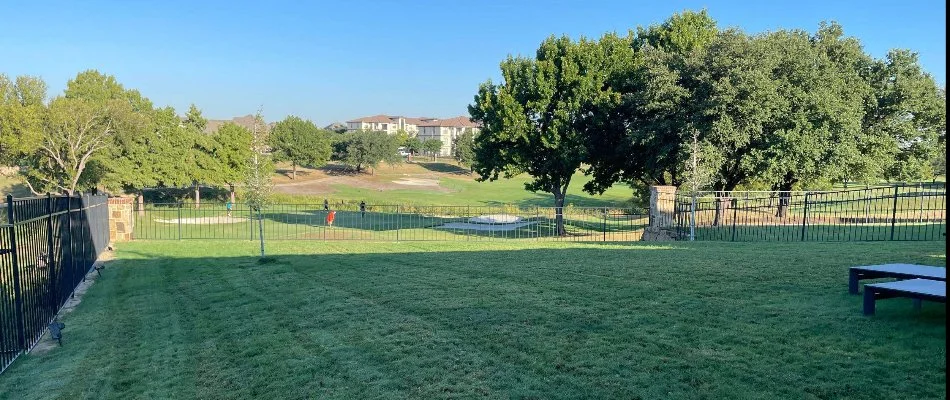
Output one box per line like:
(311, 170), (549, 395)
(326, 210), (336, 226)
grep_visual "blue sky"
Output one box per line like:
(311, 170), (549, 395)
(1, 0), (945, 126)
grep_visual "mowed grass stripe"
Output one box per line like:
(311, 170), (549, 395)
(0, 241), (944, 399)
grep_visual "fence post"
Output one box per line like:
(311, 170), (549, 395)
(801, 192), (809, 241)
(731, 197), (738, 242)
(396, 205), (400, 242)
(690, 193), (696, 241)
(6, 195), (26, 351)
(535, 206), (540, 240)
(603, 207), (607, 242)
(178, 202), (182, 240)
(46, 193), (57, 311)
(65, 196), (75, 289)
(890, 185), (900, 240)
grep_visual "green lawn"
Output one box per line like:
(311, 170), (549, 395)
(0, 241), (945, 399)
(319, 171), (636, 207)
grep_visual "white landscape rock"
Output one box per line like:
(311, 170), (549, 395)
(155, 216), (248, 225)
(439, 221), (534, 232)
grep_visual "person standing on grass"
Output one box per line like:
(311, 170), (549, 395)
(326, 210), (336, 226)
(226, 200), (233, 217)
(360, 201), (366, 218)
(323, 199), (329, 211)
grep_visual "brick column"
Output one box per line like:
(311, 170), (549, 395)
(108, 197), (135, 242)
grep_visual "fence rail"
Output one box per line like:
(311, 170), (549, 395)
(130, 184), (945, 243)
(0, 194), (108, 374)
(673, 183), (946, 241)
(132, 203), (651, 242)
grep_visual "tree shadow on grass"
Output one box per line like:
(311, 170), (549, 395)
(258, 208), (649, 239)
(414, 162), (471, 175)
(1, 181), (32, 197)
(483, 193), (635, 209)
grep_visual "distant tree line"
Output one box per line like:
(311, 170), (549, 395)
(0, 70), (262, 202)
(470, 10), (946, 235)
(0, 70), (336, 203)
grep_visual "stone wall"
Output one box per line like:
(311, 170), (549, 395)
(108, 197), (134, 242)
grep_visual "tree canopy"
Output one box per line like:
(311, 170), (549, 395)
(339, 130), (401, 173)
(268, 116), (332, 179)
(422, 139), (443, 160)
(0, 70), (259, 198)
(469, 35), (617, 235)
(453, 131), (476, 168)
(576, 11), (945, 199)
(470, 10), (944, 225)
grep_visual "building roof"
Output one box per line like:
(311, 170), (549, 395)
(417, 116), (479, 128)
(346, 114), (394, 123)
(404, 117), (437, 125)
(345, 115), (478, 128)
(204, 114), (272, 134)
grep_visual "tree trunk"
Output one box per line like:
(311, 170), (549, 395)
(194, 183), (200, 209)
(257, 208), (265, 257)
(776, 194), (790, 218)
(774, 175), (796, 218)
(553, 190), (566, 236)
(713, 192), (730, 227)
(137, 193), (144, 217)
(775, 184), (794, 218)
(292, 163), (297, 180)
(229, 185), (236, 204)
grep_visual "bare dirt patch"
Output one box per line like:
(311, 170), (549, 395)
(30, 251), (115, 355)
(275, 173), (453, 195)
(391, 178), (440, 187)
(270, 161), (477, 196)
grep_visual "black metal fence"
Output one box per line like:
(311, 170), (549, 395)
(672, 183), (947, 241)
(131, 203), (651, 242)
(0, 194), (109, 373)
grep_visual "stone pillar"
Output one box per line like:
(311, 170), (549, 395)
(108, 197), (135, 242)
(650, 186), (677, 228)
(642, 186), (678, 241)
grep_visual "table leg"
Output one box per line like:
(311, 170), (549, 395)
(863, 289), (876, 316)
(849, 270), (861, 295)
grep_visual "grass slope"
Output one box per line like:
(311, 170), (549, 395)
(0, 240), (945, 399)
(271, 162), (635, 207)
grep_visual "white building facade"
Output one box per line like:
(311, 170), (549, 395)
(346, 115), (480, 157)
(416, 117), (480, 157)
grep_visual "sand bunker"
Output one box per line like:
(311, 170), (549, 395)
(155, 216), (248, 224)
(468, 214), (522, 224)
(392, 178), (440, 186)
(438, 221), (535, 231)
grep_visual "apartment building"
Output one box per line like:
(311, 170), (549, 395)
(346, 115), (480, 156)
(345, 115), (436, 135)
(416, 116), (480, 157)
